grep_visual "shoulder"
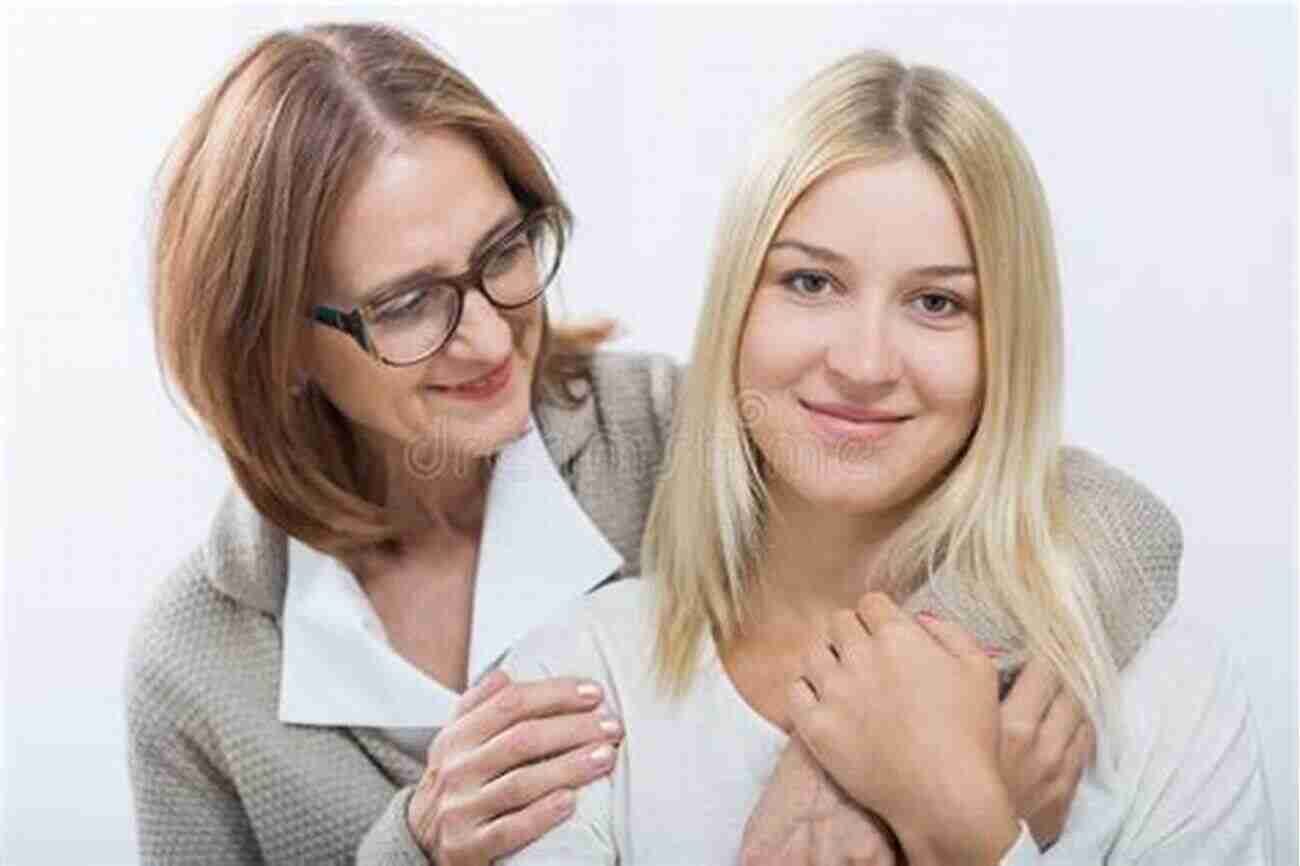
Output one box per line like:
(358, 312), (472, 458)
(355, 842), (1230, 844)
(1109, 609), (1271, 855)
(584, 350), (683, 443)
(125, 542), (278, 747)
(501, 579), (658, 699)
(1058, 446), (1183, 559)
(1123, 609), (1245, 706)
(1113, 607), (1259, 772)
(1058, 446), (1183, 649)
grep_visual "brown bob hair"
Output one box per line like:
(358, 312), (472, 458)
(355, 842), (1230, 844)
(152, 22), (609, 555)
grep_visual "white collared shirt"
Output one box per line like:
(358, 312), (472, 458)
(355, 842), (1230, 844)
(278, 419), (624, 759)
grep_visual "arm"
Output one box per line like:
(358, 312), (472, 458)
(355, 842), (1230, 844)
(126, 684), (261, 863)
(356, 787), (433, 866)
(1099, 621), (1274, 864)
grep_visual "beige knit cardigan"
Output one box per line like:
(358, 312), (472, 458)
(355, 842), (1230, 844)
(125, 351), (1181, 865)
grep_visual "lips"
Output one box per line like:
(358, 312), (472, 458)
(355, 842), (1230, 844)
(432, 356), (513, 400)
(800, 398), (911, 442)
(799, 399), (910, 424)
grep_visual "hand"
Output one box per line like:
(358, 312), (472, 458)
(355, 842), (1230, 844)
(998, 655), (1096, 850)
(407, 669), (623, 865)
(787, 593), (1018, 866)
(740, 736), (902, 866)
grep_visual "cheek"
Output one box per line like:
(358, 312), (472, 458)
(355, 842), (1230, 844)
(737, 293), (820, 395)
(906, 332), (982, 416)
(306, 329), (427, 426)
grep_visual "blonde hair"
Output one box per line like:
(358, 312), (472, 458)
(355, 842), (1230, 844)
(152, 22), (612, 555)
(644, 51), (1126, 746)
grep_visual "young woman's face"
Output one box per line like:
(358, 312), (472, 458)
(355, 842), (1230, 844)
(737, 155), (983, 517)
(307, 130), (543, 469)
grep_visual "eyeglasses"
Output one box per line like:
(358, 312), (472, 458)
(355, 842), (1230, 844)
(310, 207), (565, 367)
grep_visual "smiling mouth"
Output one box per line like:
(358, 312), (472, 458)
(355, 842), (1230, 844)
(800, 399), (911, 441)
(430, 356), (513, 399)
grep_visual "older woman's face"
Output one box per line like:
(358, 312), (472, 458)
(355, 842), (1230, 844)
(737, 155), (983, 517)
(308, 130), (543, 468)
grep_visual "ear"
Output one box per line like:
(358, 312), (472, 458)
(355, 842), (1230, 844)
(289, 369), (310, 397)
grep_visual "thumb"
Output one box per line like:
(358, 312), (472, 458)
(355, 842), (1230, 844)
(915, 611), (984, 661)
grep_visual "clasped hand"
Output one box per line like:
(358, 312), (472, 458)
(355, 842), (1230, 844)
(740, 593), (1095, 866)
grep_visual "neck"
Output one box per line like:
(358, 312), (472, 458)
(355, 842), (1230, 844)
(748, 477), (910, 639)
(373, 433), (492, 541)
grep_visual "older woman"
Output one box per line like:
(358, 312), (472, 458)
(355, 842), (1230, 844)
(127, 22), (680, 865)
(498, 52), (1268, 865)
(128, 23), (1185, 866)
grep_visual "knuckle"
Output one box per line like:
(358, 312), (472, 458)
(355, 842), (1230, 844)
(1003, 718), (1036, 748)
(498, 773), (530, 807)
(439, 800), (471, 833)
(476, 821), (509, 857)
(438, 757), (470, 792)
(494, 685), (526, 718)
(505, 726), (537, 762)
(1035, 741), (1067, 775)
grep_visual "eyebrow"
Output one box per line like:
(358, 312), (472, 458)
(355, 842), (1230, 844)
(768, 238), (975, 279)
(356, 208), (524, 307)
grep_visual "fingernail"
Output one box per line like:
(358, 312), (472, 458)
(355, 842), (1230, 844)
(577, 682), (602, 700)
(917, 610), (939, 622)
(589, 744), (614, 765)
(984, 646), (1006, 657)
(599, 718), (623, 736)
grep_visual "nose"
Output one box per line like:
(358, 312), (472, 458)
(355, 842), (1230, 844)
(824, 301), (901, 390)
(443, 289), (513, 361)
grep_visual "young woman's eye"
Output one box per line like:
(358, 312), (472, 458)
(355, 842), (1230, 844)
(781, 271), (835, 298)
(911, 292), (962, 317)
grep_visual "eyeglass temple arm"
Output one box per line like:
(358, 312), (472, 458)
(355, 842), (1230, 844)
(311, 306), (372, 353)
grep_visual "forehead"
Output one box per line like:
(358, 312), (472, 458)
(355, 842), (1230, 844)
(778, 155), (972, 269)
(324, 129), (515, 302)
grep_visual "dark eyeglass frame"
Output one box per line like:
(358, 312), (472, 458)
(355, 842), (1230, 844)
(310, 206), (565, 367)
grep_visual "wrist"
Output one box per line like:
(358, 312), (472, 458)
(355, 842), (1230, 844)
(895, 779), (1021, 866)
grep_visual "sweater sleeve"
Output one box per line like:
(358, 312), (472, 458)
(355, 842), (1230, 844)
(356, 786), (433, 866)
(126, 671), (261, 864)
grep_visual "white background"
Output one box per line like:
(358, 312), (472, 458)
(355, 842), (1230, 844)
(4, 4), (1296, 864)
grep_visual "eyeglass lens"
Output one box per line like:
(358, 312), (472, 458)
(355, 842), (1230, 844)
(365, 215), (561, 365)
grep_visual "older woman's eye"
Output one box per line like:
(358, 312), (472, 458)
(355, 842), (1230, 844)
(373, 288), (430, 323)
(782, 271), (835, 297)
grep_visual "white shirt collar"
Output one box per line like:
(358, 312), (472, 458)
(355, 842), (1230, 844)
(278, 419), (624, 729)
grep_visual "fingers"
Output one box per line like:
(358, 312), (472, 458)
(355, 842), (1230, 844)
(1001, 655), (1062, 730)
(454, 677), (606, 750)
(1067, 718), (1097, 772)
(799, 641), (841, 700)
(787, 676), (821, 724)
(1037, 688), (1085, 760)
(457, 786), (579, 862)
(452, 668), (511, 720)
(476, 709), (623, 784)
(827, 609), (869, 661)
(913, 609), (985, 660)
(479, 737), (619, 817)
(856, 592), (908, 636)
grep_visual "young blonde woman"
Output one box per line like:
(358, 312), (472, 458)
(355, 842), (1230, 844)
(499, 52), (1271, 865)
